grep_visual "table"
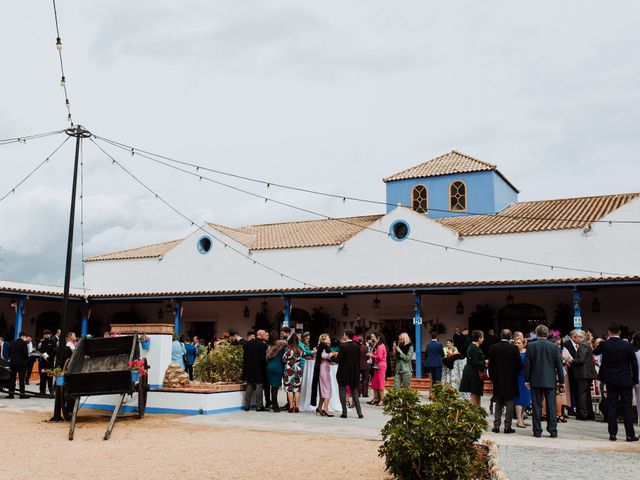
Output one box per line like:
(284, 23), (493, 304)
(298, 359), (343, 413)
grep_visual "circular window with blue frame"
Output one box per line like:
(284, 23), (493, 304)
(389, 220), (410, 242)
(197, 235), (213, 254)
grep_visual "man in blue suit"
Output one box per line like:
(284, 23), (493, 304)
(593, 323), (639, 442)
(425, 333), (445, 385)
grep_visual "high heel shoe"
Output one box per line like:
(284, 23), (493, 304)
(371, 400), (381, 406)
(322, 410), (334, 417)
(366, 399), (377, 405)
(315, 408), (322, 416)
(294, 407), (299, 413)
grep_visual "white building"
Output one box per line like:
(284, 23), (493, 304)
(1, 151), (638, 377)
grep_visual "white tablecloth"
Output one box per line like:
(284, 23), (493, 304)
(298, 359), (342, 412)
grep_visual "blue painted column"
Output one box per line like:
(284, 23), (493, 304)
(14, 298), (25, 340)
(282, 298), (291, 328)
(572, 289), (582, 329)
(174, 300), (182, 335)
(80, 303), (90, 337)
(414, 294), (423, 379)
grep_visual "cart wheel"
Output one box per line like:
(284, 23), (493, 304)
(138, 358), (149, 418)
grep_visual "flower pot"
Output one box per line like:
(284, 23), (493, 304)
(131, 370), (140, 383)
(141, 339), (151, 350)
(55, 375), (65, 386)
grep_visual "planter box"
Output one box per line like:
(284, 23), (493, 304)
(155, 382), (246, 394)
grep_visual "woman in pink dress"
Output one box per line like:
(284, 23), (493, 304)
(310, 333), (335, 416)
(367, 333), (387, 406)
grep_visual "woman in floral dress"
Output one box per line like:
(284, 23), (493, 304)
(282, 334), (303, 413)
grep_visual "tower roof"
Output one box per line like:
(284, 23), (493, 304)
(383, 150), (519, 192)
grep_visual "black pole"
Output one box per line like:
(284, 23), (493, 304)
(50, 125), (89, 422)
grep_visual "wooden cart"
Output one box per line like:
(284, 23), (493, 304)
(64, 335), (149, 440)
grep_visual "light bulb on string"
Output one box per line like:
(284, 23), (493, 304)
(56, 37), (62, 51)
(60, 76), (66, 87)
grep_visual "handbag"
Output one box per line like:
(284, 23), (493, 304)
(477, 368), (488, 382)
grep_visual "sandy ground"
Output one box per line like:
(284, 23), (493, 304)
(0, 409), (388, 480)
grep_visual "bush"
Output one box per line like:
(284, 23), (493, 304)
(193, 340), (243, 383)
(379, 384), (488, 480)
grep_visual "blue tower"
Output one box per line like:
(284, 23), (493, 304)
(383, 150), (519, 218)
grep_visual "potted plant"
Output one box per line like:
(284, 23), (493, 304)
(138, 334), (151, 350)
(43, 367), (65, 386)
(128, 359), (147, 383)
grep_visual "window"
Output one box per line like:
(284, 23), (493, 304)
(197, 236), (213, 254)
(389, 220), (410, 241)
(449, 180), (467, 211)
(412, 184), (428, 214)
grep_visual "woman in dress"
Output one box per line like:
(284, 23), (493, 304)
(393, 333), (413, 389)
(311, 333), (335, 416)
(171, 334), (186, 370)
(367, 333), (387, 405)
(459, 330), (485, 405)
(442, 338), (460, 384)
(266, 331), (287, 413)
(298, 331), (315, 375)
(514, 337), (531, 428)
(282, 334), (303, 413)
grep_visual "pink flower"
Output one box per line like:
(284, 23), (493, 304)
(40, 369), (45, 373)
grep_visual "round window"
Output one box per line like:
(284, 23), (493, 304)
(389, 220), (410, 241)
(197, 236), (213, 254)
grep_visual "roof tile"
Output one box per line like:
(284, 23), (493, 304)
(84, 239), (182, 262)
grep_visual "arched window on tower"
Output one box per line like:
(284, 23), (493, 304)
(449, 180), (467, 211)
(412, 185), (428, 214)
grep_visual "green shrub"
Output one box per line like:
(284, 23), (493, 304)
(379, 384), (488, 480)
(193, 340), (243, 383)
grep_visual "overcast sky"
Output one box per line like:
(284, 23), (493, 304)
(0, 1), (639, 286)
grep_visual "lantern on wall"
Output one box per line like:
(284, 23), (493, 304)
(456, 301), (464, 315)
(261, 299), (269, 313)
(373, 296), (381, 310)
(342, 303), (349, 317)
(157, 308), (164, 320)
(506, 291), (514, 305)
(243, 306), (250, 318)
(591, 298), (601, 313)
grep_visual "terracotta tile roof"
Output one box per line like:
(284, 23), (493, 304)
(207, 215), (383, 250)
(84, 239), (182, 262)
(0, 281), (87, 299)
(436, 193), (640, 236)
(87, 276), (640, 299)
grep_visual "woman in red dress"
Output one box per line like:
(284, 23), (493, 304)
(367, 333), (387, 406)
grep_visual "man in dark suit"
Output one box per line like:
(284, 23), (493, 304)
(571, 330), (597, 421)
(562, 329), (582, 415)
(593, 323), (639, 442)
(242, 329), (268, 412)
(424, 333), (445, 384)
(524, 325), (565, 438)
(337, 329), (363, 419)
(481, 328), (499, 357)
(488, 329), (522, 434)
(37, 330), (56, 395)
(453, 327), (465, 354)
(7, 332), (30, 399)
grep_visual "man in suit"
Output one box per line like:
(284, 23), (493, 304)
(37, 330), (56, 395)
(7, 332), (30, 399)
(0, 337), (9, 362)
(453, 327), (465, 354)
(424, 333), (445, 385)
(562, 329), (583, 415)
(337, 329), (363, 419)
(242, 329), (268, 412)
(571, 330), (597, 421)
(524, 324), (565, 438)
(488, 329), (522, 434)
(481, 328), (499, 357)
(593, 323), (639, 442)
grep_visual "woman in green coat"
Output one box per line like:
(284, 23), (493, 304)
(393, 333), (414, 389)
(459, 330), (486, 404)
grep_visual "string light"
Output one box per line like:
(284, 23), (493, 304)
(90, 139), (313, 287)
(52, 0), (74, 125)
(95, 135), (640, 226)
(92, 136), (632, 278)
(56, 37), (62, 51)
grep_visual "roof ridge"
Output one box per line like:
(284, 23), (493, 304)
(235, 214), (383, 229)
(383, 150), (498, 182)
(85, 238), (182, 260)
(506, 192), (640, 206)
(450, 150), (497, 169)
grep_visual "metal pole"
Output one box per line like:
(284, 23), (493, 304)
(174, 300), (182, 335)
(51, 125), (89, 423)
(572, 288), (582, 330)
(414, 294), (422, 379)
(14, 298), (25, 340)
(80, 303), (89, 337)
(282, 298), (291, 328)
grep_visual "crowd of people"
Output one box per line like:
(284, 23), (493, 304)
(1, 329), (78, 398)
(421, 323), (640, 442)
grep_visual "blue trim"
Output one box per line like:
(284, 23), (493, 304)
(82, 403), (246, 416)
(14, 298), (24, 340)
(283, 297), (291, 327)
(80, 303), (89, 337)
(174, 299), (182, 334)
(389, 220), (410, 242)
(197, 235), (213, 255)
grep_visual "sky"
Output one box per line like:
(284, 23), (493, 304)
(0, 1), (638, 286)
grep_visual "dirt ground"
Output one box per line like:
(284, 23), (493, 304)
(0, 410), (388, 480)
